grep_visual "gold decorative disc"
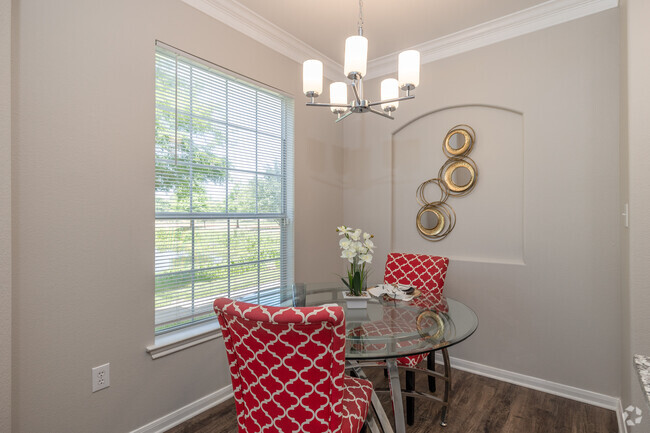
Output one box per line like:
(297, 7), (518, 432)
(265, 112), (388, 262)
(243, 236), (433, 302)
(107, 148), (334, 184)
(442, 160), (475, 192)
(416, 206), (445, 236)
(444, 129), (472, 156)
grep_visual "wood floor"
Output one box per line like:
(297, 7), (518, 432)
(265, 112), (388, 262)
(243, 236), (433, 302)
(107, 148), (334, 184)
(166, 367), (618, 433)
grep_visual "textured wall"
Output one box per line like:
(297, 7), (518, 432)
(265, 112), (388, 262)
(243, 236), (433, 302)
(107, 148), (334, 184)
(343, 10), (621, 397)
(0, 0), (11, 430)
(11, 0), (343, 431)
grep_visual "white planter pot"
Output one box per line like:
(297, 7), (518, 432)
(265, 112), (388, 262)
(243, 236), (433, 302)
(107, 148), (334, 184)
(342, 291), (371, 309)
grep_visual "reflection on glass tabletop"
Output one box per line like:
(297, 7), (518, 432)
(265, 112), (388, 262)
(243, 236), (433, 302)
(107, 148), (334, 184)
(298, 283), (478, 360)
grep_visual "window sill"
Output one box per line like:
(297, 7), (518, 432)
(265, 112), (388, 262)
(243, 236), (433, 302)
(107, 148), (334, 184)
(146, 321), (222, 359)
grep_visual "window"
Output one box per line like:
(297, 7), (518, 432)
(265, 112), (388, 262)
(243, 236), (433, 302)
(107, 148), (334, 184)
(154, 43), (294, 335)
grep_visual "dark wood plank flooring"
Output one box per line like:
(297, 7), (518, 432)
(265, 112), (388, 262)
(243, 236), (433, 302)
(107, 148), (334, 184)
(165, 368), (618, 433)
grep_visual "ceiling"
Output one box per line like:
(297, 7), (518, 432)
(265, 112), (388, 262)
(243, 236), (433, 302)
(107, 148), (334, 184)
(236, 0), (550, 63)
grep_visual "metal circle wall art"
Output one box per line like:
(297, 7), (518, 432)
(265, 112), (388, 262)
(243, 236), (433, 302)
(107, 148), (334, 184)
(439, 156), (478, 197)
(417, 207), (444, 235)
(416, 202), (456, 239)
(415, 124), (479, 241)
(416, 178), (449, 206)
(443, 125), (475, 157)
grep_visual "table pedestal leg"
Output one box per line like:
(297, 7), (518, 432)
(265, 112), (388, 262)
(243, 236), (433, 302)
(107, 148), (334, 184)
(386, 358), (406, 433)
(440, 348), (451, 427)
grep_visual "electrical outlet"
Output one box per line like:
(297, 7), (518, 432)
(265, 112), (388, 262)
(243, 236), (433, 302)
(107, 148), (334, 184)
(92, 363), (110, 392)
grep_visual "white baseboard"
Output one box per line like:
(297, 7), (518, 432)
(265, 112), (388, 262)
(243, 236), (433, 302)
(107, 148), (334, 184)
(434, 353), (619, 411)
(130, 385), (233, 433)
(617, 398), (628, 433)
(131, 357), (626, 433)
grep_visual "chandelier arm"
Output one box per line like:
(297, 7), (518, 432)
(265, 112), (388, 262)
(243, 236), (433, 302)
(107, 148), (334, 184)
(350, 80), (363, 103)
(335, 110), (354, 123)
(367, 95), (415, 107)
(368, 107), (395, 120)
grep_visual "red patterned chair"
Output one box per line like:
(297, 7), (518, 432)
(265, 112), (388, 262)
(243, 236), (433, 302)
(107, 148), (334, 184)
(383, 252), (450, 425)
(214, 298), (373, 433)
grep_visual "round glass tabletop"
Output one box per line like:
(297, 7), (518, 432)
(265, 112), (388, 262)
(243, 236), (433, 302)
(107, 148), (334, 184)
(300, 286), (478, 360)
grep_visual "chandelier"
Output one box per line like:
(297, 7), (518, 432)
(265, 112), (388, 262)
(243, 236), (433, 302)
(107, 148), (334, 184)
(302, 0), (420, 122)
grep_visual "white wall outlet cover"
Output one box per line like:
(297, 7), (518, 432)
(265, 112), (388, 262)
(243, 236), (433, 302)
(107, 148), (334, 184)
(92, 363), (110, 393)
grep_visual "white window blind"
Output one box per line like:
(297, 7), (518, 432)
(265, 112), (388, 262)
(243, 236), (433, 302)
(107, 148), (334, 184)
(154, 43), (294, 334)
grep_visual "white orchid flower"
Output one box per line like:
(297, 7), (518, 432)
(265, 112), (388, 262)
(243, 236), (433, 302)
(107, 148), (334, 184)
(350, 229), (362, 241)
(341, 249), (357, 260)
(349, 241), (362, 252)
(359, 254), (373, 264)
(337, 225), (375, 274)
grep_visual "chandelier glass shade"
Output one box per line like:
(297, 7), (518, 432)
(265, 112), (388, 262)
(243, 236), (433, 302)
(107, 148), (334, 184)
(302, 0), (420, 121)
(344, 35), (368, 79)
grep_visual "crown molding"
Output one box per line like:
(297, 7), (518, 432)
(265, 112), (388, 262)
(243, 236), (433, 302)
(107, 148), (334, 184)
(181, 0), (342, 80)
(365, 0), (618, 80)
(182, 0), (618, 83)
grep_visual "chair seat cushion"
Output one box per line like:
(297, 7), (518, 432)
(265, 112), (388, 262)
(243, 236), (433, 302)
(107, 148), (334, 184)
(397, 353), (428, 367)
(341, 376), (373, 433)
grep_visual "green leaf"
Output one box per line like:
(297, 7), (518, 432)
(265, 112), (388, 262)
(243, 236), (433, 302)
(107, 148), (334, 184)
(352, 271), (361, 296)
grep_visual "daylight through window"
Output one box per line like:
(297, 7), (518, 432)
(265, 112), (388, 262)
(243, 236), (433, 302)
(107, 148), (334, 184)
(154, 44), (294, 334)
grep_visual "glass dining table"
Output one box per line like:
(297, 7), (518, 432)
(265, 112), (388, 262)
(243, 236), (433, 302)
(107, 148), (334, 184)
(293, 284), (478, 433)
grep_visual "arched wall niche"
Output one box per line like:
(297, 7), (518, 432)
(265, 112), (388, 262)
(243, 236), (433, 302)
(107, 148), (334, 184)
(390, 104), (525, 264)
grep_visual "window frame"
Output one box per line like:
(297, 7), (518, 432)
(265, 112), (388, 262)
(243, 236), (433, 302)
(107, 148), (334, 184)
(152, 41), (295, 341)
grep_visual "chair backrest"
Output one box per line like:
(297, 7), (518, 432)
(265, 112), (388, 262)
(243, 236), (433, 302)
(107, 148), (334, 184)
(383, 253), (449, 300)
(213, 298), (347, 433)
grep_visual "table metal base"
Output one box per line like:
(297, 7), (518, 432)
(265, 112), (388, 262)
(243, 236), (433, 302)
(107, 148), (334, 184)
(348, 348), (452, 432)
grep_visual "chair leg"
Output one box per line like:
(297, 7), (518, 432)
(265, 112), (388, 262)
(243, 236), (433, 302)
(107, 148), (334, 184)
(406, 370), (415, 426)
(427, 351), (436, 392)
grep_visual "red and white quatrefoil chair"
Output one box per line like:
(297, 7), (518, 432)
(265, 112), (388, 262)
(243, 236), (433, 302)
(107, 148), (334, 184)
(383, 252), (450, 425)
(214, 298), (373, 433)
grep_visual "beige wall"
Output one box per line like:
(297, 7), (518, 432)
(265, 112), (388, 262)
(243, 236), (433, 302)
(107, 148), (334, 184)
(343, 10), (621, 397)
(1, 0), (11, 430)
(619, 0), (632, 419)
(11, 0), (343, 432)
(13, 0), (646, 430)
(621, 0), (650, 424)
